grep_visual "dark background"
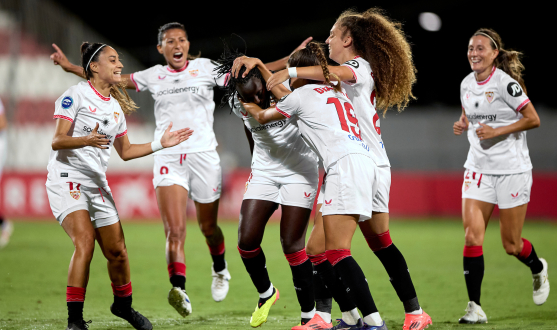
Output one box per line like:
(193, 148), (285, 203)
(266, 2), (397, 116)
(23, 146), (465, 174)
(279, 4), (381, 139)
(53, 0), (549, 107)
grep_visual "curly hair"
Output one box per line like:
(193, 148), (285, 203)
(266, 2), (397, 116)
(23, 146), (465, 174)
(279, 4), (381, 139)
(337, 8), (416, 114)
(214, 41), (270, 110)
(80, 42), (138, 115)
(473, 28), (526, 93)
(289, 42), (342, 92)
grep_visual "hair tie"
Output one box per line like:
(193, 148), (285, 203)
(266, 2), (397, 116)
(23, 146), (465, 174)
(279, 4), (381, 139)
(474, 32), (498, 50)
(85, 44), (107, 72)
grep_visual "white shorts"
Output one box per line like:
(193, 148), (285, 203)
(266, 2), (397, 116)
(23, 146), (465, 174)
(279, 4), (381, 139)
(153, 150), (222, 203)
(317, 165), (390, 215)
(321, 154), (378, 221)
(243, 169), (318, 209)
(462, 169), (532, 209)
(46, 181), (119, 228)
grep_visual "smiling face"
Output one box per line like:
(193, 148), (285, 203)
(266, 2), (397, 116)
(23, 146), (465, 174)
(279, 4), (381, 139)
(157, 28), (190, 70)
(236, 77), (269, 108)
(89, 47), (123, 84)
(326, 23), (350, 64)
(468, 35), (498, 75)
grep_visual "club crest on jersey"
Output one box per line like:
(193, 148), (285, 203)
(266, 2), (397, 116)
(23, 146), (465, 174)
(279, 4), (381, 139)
(68, 182), (81, 200)
(61, 96), (73, 109)
(114, 112), (120, 123)
(188, 69), (199, 77)
(88, 106), (97, 113)
(464, 181), (471, 192)
(485, 91), (494, 103)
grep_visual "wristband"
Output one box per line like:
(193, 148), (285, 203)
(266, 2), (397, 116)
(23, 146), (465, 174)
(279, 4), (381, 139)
(288, 67), (298, 78)
(151, 140), (163, 152)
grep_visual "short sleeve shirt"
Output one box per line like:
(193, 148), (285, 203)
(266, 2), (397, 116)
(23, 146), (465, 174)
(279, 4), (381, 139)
(130, 58), (227, 154)
(460, 67), (532, 174)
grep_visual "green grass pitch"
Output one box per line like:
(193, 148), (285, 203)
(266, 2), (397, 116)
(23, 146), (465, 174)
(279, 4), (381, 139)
(0, 219), (556, 329)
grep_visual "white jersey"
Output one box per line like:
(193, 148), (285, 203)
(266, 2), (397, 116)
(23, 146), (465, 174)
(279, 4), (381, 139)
(231, 95), (318, 177)
(276, 84), (371, 169)
(0, 98), (6, 170)
(130, 58), (227, 154)
(341, 56), (390, 167)
(47, 81), (128, 187)
(460, 67), (532, 174)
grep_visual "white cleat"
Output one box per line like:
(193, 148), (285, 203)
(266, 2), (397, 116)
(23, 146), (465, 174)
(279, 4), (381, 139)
(458, 301), (487, 324)
(0, 220), (13, 249)
(168, 287), (192, 317)
(211, 262), (231, 302)
(533, 258), (550, 305)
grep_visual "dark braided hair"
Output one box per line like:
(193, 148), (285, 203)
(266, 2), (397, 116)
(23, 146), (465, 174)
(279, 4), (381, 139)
(214, 41), (270, 109)
(289, 42), (341, 92)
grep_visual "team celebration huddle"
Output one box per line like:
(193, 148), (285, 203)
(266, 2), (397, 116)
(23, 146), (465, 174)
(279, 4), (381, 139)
(44, 6), (549, 330)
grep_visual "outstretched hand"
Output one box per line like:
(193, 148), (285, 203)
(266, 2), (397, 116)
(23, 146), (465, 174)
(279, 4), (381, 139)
(160, 122), (194, 148)
(266, 69), (290, 91)
(293, 36), (313, 54)
(85, 123), (110, 149)
(50, 44), (72, 71)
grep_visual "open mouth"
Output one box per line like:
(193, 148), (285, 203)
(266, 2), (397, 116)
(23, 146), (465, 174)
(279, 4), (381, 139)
(114, 71), (121, 77)
(173, 52), (183, 61)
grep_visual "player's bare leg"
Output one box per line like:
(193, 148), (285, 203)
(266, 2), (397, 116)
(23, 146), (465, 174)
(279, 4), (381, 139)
(156, 185), (191, 316)
(96, 222), (152, 330)
(323, 214), (385, 328)
(237, 199), (278, 327)
(459, 198), (493, 324)
(195, 200), (230, 302)
(499, 204), (548, 305)
(359, 212), (431, 329)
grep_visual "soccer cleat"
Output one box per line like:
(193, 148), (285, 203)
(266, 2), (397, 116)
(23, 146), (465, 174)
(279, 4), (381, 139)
(326, 318), (364, 330)
(168, 287), (192, 317)
(403, 311), (432, 330)
(533, 258), (550, 305)
(0, 220), (13, 249)
(211, 262), (231, 302)
(458, 301), (487, 324)
(361, 320), (388, 330)
(66, 320), (92, 330)
(110, 304), (152, 330)
(250, 287), (280, 327)
(291, 313), (332, 330)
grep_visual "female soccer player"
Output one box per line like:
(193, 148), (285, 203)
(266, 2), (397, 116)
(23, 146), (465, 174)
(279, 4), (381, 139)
(453, 28), (548, 324)
(0, 97), (13, 249)
(214, 45), (324, 329)
(235, 8), (431, 330)
(50, 22), (312, 316)
(235, 42), (389, 330)
(48, 42), (192, 330)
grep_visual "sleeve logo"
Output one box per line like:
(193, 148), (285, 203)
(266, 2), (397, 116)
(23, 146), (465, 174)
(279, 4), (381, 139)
(279, 94), (290, 103)
(507, 82), (523, 97)
(61, 96), (73, 109)
(344, 60), (359, 68)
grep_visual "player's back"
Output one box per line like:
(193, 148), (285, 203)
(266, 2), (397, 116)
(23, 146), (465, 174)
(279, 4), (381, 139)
(276, 84), (371, 169)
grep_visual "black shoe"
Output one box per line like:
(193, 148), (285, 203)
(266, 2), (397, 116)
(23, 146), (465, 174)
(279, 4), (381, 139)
(110, 303), (153, 330)
(66, 320), (92, 330)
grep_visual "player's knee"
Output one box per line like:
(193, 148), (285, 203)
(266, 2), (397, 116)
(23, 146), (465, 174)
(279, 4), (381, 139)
(75, 235), (95, 258)
(464, 230), (482, 246)
(280, 236), (305, 255)
(106, 245), (128, 263)
(199, 222), (217, 238)
(166, 225), (186, 242)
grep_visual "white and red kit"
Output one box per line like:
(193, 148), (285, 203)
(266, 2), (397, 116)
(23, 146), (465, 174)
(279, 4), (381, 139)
(46, 81), (126, 226)
(276, 84), (378, 221)
(231, 95), (318, 209)
(460, 66), (533, 208)
(0, 98), (6, 176)
(130, 59), (226, 202)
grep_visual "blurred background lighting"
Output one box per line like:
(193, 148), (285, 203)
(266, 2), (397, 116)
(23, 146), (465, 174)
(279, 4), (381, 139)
(419, 12), (442, 31)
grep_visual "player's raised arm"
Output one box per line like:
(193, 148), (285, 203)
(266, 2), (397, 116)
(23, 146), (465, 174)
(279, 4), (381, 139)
(239, 100), (285, 125)
(264, 36), (314, 71)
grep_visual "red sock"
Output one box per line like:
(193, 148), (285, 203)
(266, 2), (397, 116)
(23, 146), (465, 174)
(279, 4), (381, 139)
(167, 262), (186, 277)
(66, 286), (86, 302)
(364, 230), (393, 252)
(463, 245), (483, 257)
(518, 238), (532, 259)
(325, 249), (351, 266)
(208, 240), (225, 256)
(111, 282), (132, 297)
(307, 252), (327, 266)
(285, 248), (309, 266)
(238, 246), (262, 259)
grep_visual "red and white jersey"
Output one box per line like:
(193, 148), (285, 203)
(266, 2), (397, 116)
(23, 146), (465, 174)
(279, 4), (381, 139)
(460, 67), (532, 174)
(341, 56), (390, 167)
(276, 84), (371, 169)
(47, 81), (128, 187)
(130, 58), (227, 154)
(231, 95), (318, 177)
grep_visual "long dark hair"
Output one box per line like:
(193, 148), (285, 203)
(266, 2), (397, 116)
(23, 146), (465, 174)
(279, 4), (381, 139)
(289, 42), (341, 92)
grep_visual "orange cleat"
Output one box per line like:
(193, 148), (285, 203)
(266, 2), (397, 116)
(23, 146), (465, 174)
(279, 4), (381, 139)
(291, 314), (333, 330)
(403, 311), (432, 330)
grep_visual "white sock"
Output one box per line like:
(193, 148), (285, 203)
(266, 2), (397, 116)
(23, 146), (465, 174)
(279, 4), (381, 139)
(316, 311), (332, 324)
(407, 307), (423, 315)
(301, 307), (316, 320)
(341, 308), (360, 325)
(259, 283), (274, 299)
(363, 312), (382, 326)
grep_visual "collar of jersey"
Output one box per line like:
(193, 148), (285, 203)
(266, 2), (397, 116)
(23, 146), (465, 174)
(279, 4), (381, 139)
(354, 55), (361, 59)
(166, 61), (189, 73)
(476, 66), (496, 86)
(87, 81), (111, 101)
